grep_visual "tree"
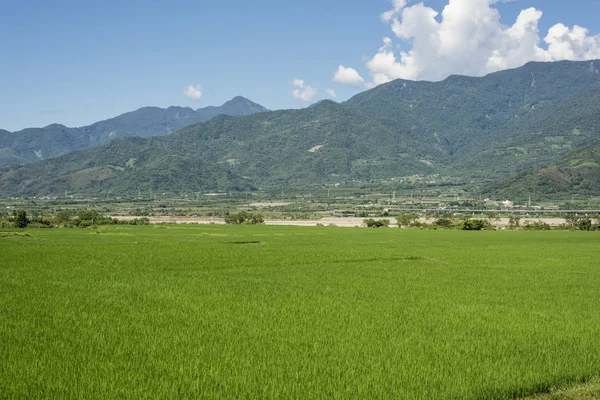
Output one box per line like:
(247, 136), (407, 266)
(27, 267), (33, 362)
(564, 215), (579, 229)
(434, 216), (454, 228)
(577, 218), (593, 231)
(396, 214), (418, 228)
(363, 218), (390, 228)
(224, 211), (264, 225)
(462, 219), (488, 231)
(508, 216), (521, 229)
(13, 210), (29, 228)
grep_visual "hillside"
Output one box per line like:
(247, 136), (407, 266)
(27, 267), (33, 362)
(450, 86), (600, 181)
(0, 137), (254, 196)
(345, 60), (600, 162)
(488, 140), (600, 200)
(0, 96), (268, 167)
(0, 101), (446, 196)
(3, 60), (600, 197)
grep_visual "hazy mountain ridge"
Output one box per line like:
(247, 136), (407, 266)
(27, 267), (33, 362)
(0, 96), (268, 167)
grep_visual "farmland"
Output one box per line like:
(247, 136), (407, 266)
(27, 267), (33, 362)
(1, 225), (599, 399)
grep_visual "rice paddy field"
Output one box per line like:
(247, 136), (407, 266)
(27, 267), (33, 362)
(1, 225), (599, 399)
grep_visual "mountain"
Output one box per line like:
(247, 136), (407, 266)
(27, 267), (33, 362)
(0, 101), (444, 196)
(196, 96), (269, 119)
(3, 60), (600, 197)
(0, 97), (268, 167)
(345, 60), (600, 163)
(0, 137), (255, 196)
(487, 140), (600, 200)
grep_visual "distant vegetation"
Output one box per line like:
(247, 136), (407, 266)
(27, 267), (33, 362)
(224, 211), (265, 225)
(0, 209), (148, 228)
(362, 218), (390, 228)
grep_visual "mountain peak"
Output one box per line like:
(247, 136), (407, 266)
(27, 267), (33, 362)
(205, 96), (269, 116)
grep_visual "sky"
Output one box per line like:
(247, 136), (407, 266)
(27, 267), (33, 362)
(1, 0), (600, 131)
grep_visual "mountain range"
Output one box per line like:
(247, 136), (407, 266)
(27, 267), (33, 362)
(1, 60), (600, 198)
(0, 96), (268, 167)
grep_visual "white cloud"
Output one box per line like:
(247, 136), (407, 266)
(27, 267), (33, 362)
(381, 0), (408, 23)
(325, 88), (337, 99)
(292, 79), (318, 102)
(364, 0), (600, 85)
(333, 65), (366, 87)
(545, 24), (600, 61)
(183, 85), (202, 100)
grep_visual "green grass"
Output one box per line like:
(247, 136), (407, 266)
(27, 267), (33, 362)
(1, 226), (600, 399)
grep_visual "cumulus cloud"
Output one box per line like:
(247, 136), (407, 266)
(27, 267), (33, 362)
(325, 88), (337, 99)
(292, 79), (317, 102)
(183, 85), (202, 100)
(333, 65), (366, 87)
(361, 0), (600, 85)
(381, 0), (408, 22)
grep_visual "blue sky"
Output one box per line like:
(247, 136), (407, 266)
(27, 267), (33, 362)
(1, 0), (600, 131)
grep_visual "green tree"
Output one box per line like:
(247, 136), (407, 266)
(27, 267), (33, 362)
(508, 216), (521, 229)
(434, 216), (454, 229)
(224, 211), (264, 225)
(577, 218), (593, 231)
(396, 214), (418, 228)
(363, 218), (390, 228)
(564, 215), (579, 229)
(13, 210), (29, 228)
(462, 219), (488, 231)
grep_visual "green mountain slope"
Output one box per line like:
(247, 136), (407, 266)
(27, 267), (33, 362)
(0, 137), (254, 196)
(0, 101), (447, 196)
(0, 97), (268, 167)
(487, 140), (600, 200)
(345, 60), (600, 160)
(450, 87), (600, 181)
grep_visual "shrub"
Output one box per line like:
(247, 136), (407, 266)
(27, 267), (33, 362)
(13, 210), (29, 228)
(363, 218), (390, 228)
(396, 214), (418, 228)
(434, 217), (454, 229)
(523, 220), (551, 230)
(224, 211), (265, 225)
(577, 218), (593, 231)
(462, 219), (489, 231)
